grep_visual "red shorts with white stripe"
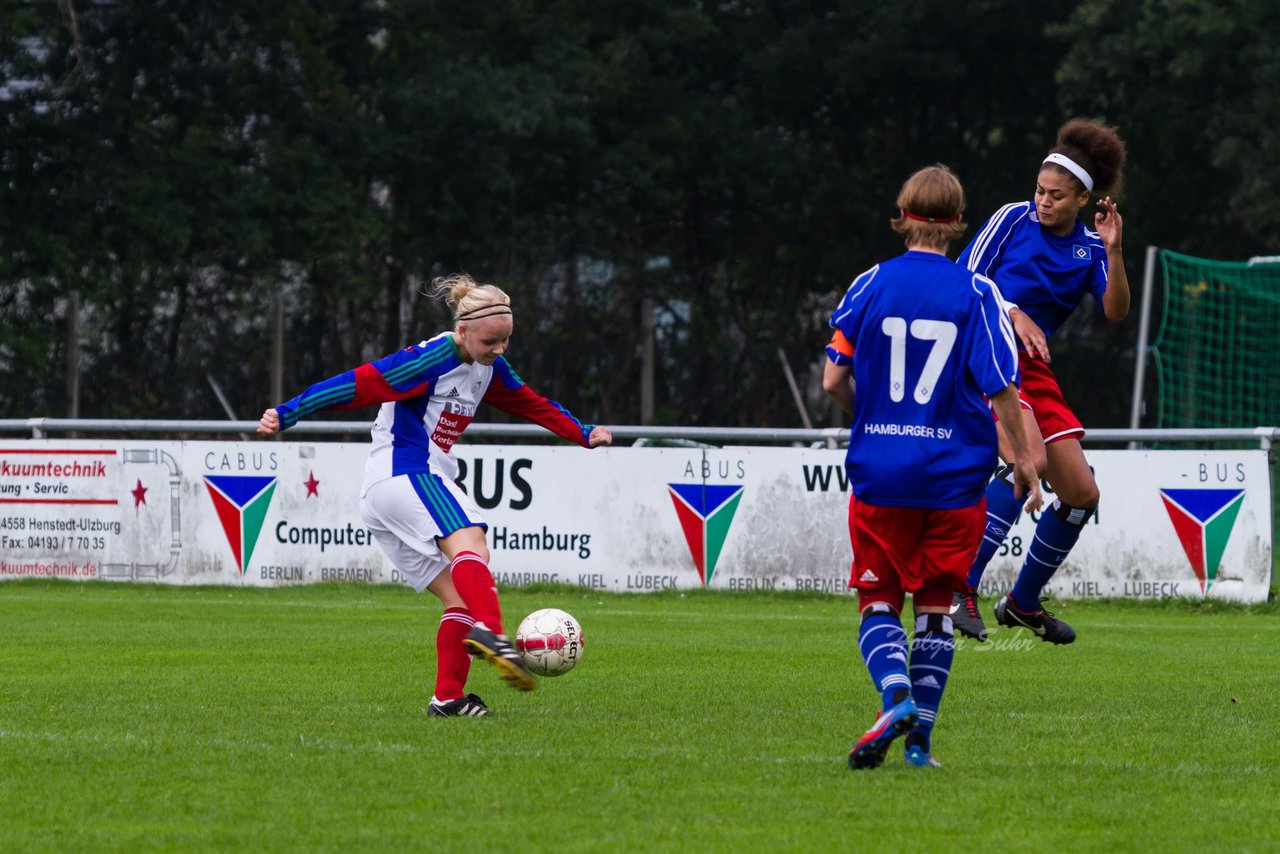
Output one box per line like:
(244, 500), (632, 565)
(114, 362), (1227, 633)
(1016, 352), (1084, 444)
(992, 352), (1084, 444)
(846, 494), (986, 611)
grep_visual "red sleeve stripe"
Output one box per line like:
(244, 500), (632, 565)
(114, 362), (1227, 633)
(337, 363), (430, 410)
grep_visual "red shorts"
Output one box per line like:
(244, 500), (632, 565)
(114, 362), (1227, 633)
(846, 494), (986, 611)
(1016, 353), (1084, 444)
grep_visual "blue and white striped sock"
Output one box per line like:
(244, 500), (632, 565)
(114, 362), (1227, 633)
(966, 471), (1023, 590)
(908, 613), (955, 751)
(1011, 500), (1092, 611)
(858, 606), (911, 711)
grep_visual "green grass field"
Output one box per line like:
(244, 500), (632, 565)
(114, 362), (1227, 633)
(2, 580), (1277, 852)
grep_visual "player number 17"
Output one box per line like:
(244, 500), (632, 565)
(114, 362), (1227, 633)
(880, 317), (957, 404)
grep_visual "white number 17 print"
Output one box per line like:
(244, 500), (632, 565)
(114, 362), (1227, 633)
(880, 317), (957, 404)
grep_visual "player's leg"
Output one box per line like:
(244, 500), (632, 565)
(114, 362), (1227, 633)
(849, 596), (920, 770)
(360, 481), (488, 715)
(424, 571), (489, 717)
(366, 471), (535, 690)
(904, 607), (952, 768)
(437, 525), (501, 631)
(437, 525), (538, 692)
(992, 359), (1083, 643)
(971, 409), (1045, 591)
(404, 468), (504, 634)
(846, 498), (919, 770)
(906, 502), (984, 767)
(858, 597), (912, 716)
(995, 437), (1093, 644)
(954, 407), (1044, 641)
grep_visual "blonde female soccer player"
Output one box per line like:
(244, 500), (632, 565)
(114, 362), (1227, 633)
(258, 274), (612, 716)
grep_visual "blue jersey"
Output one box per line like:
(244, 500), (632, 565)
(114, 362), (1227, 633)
(957, 202), (1108, 341)
(827, 251), (1019, 509)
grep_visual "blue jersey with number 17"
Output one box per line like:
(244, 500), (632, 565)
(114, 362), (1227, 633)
(827, 251), (1020, 509)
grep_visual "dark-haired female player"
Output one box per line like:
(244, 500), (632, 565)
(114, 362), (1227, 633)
(951, 118), (1129, 645)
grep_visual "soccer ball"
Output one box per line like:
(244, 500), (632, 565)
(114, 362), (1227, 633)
(514, 608), (584, 677)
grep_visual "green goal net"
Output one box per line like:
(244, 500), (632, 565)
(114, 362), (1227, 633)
(1152, 250), (1280, 429)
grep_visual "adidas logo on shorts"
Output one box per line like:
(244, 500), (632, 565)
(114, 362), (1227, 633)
(859, 569), (880, 583)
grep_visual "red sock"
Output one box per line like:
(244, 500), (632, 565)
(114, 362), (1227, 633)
(450, 551), (504, 634)
(434, 607), (474, 702)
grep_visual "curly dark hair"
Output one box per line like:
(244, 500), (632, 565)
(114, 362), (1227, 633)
(1045, 118), (1127, 196)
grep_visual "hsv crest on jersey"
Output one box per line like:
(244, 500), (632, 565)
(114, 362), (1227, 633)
(1073, 245), (1090, 259)
(204, 475), (277, 575)
(1158, 488), (1245, 593)
(667, 483), (744, 587)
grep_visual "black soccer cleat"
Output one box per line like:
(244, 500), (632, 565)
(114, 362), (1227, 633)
(950, 589), (988, 642)
(994, 595), (1076, 645)
(428, 693), (491, 717)
(463, 624), (538, 691)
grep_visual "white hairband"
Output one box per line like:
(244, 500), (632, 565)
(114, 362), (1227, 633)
(1042, 152), (1094, 191)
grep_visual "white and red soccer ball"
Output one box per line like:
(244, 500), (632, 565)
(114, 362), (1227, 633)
(514, 608), (583, 677)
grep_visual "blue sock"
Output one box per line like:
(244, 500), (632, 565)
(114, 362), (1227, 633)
(966, 470), (1023, 590)
(858, 606), (910, 711)
(908, 613), (955, 752)
(1011, 500), (1093, 611)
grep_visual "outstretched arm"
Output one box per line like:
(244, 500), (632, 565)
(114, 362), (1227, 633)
(1096, 196), (1130, 321)
(483, 359), (598, 447)
(266, 338), (460, 432)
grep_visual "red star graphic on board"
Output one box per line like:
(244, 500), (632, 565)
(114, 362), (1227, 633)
(131, 479), (148, 509)
(304, 471), (320, 498)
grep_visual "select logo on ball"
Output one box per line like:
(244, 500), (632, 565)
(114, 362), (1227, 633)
(515, 608), (583, 676)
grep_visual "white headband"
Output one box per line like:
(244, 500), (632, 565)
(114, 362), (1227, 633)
(1042, 152), (1094, 191)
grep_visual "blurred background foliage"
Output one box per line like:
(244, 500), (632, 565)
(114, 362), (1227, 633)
(2, 0), (1276, 428)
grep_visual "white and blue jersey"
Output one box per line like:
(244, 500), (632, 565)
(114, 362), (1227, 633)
(827, 251), (1019, 508)
(273, 331), (594, 590)
(274, 330), (593, 492)
(958, 202), (1108, 341)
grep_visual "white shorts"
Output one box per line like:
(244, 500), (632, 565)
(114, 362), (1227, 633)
(359, 472), (486, 593)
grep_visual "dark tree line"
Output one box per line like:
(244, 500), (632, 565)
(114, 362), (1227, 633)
(2, 1), (1277, 429)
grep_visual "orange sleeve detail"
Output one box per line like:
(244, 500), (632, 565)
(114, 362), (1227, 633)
(829, 329), (855, 358)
